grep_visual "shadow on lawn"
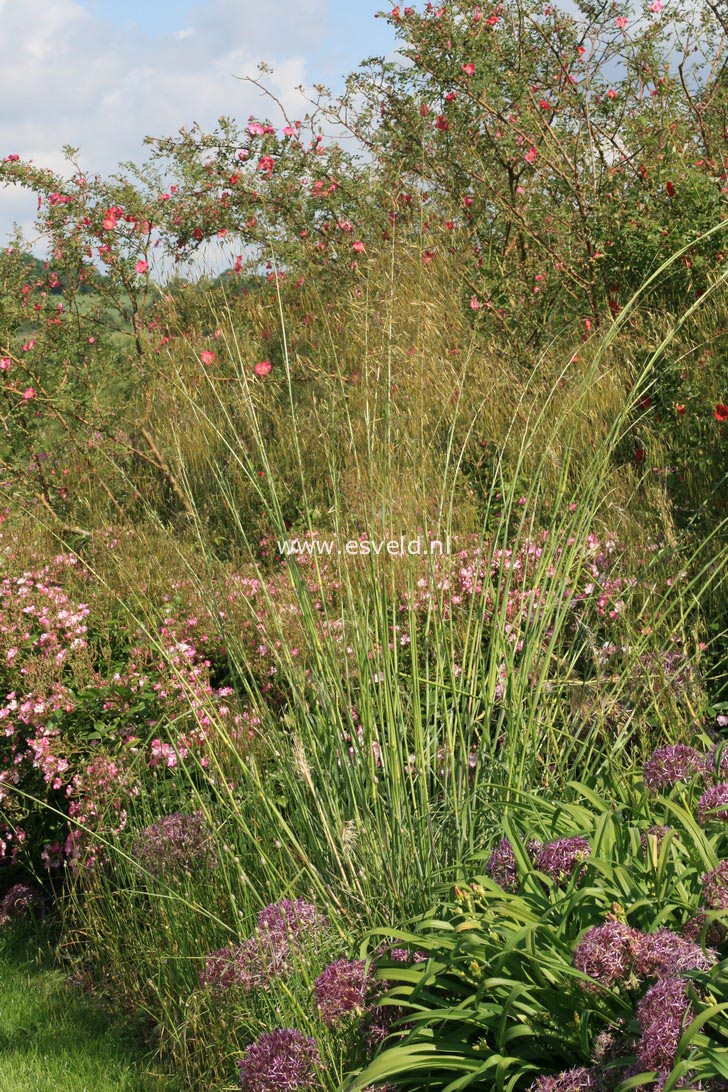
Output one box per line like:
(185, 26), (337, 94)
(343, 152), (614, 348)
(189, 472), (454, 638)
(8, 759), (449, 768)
(0, 921), (175, 1091)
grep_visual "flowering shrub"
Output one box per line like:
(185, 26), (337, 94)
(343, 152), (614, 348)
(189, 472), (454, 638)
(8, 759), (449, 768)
(352, 762), (727, 1091)
(0, 546), (255, 875)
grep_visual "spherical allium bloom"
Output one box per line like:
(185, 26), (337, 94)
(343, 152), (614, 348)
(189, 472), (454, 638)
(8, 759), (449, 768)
(361, 998), (406, 1049)
(528, 1067), (600, 1092)
(199, 947), (244, 992)
(707, 745), (728, 781)
(637, 928), (716, 978)
(701, 861), (728, 911)
(241, 929), (291, 984)
(485, 837), (518, 891)
(698, 783), (728, 824)
(314, 959), (372, 1025)
(636, 977), (693, 1076)
(240, 899), (328, 985)
(640, 825), (672, 855)
(1, 882), (45, 920)
(682, 911), (726, 949)
(643, 745), (706, 791)
(533, 837), (591, 884)
(256, 898), (327, 941)
(199, 930), (295, 994)
(238, 1028), (321, 1091)
(133, 811), (216, 878)
(573, 921), (642, 988)
(387, 947), (428, 963)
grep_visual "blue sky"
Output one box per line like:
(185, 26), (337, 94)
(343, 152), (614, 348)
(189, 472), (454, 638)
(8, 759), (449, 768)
(78, 0), (397, 77)
(0, 0), (399, 245)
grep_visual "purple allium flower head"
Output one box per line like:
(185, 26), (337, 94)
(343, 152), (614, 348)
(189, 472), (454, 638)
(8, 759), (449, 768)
(1, 882), (45, 920)
(243, 929), (291, 983)
(643, 745), (706, 791)
(701, 861), (728, 911)
(361, 999), (406, 1048)
(485, 838), (518, 891)
(257, 898), (327, 940)
(199, 947), (243, 991)
(533, 837), (591, 884)
(573, 921), (642, 988)
(387, 947), (428, 963)
(314, 959), (372, 1025)
(636, 977), (693, 1076)
(707, 745), (728, 782)
(528, 1067), (600, 1092)
(200, 901), (328, 995)
(238, 1029), (321, 1091)
(199, 931), (295, 994)
(682, 911), (726, 949)
(637, 928), (716, 978)
(133, 811), (216, 878)
(698, 783), (728, 824)
(640, 825), (672, 855)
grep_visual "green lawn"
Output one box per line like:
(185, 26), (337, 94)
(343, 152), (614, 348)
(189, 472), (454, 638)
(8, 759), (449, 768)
(0, 924), (172, 1092)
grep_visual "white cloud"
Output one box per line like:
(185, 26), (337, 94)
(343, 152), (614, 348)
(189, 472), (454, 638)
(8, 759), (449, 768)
(0, 0), (325, 246)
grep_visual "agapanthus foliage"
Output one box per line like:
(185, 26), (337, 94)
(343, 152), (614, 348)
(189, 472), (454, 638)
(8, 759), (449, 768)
(353, 776), (728, 1091)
